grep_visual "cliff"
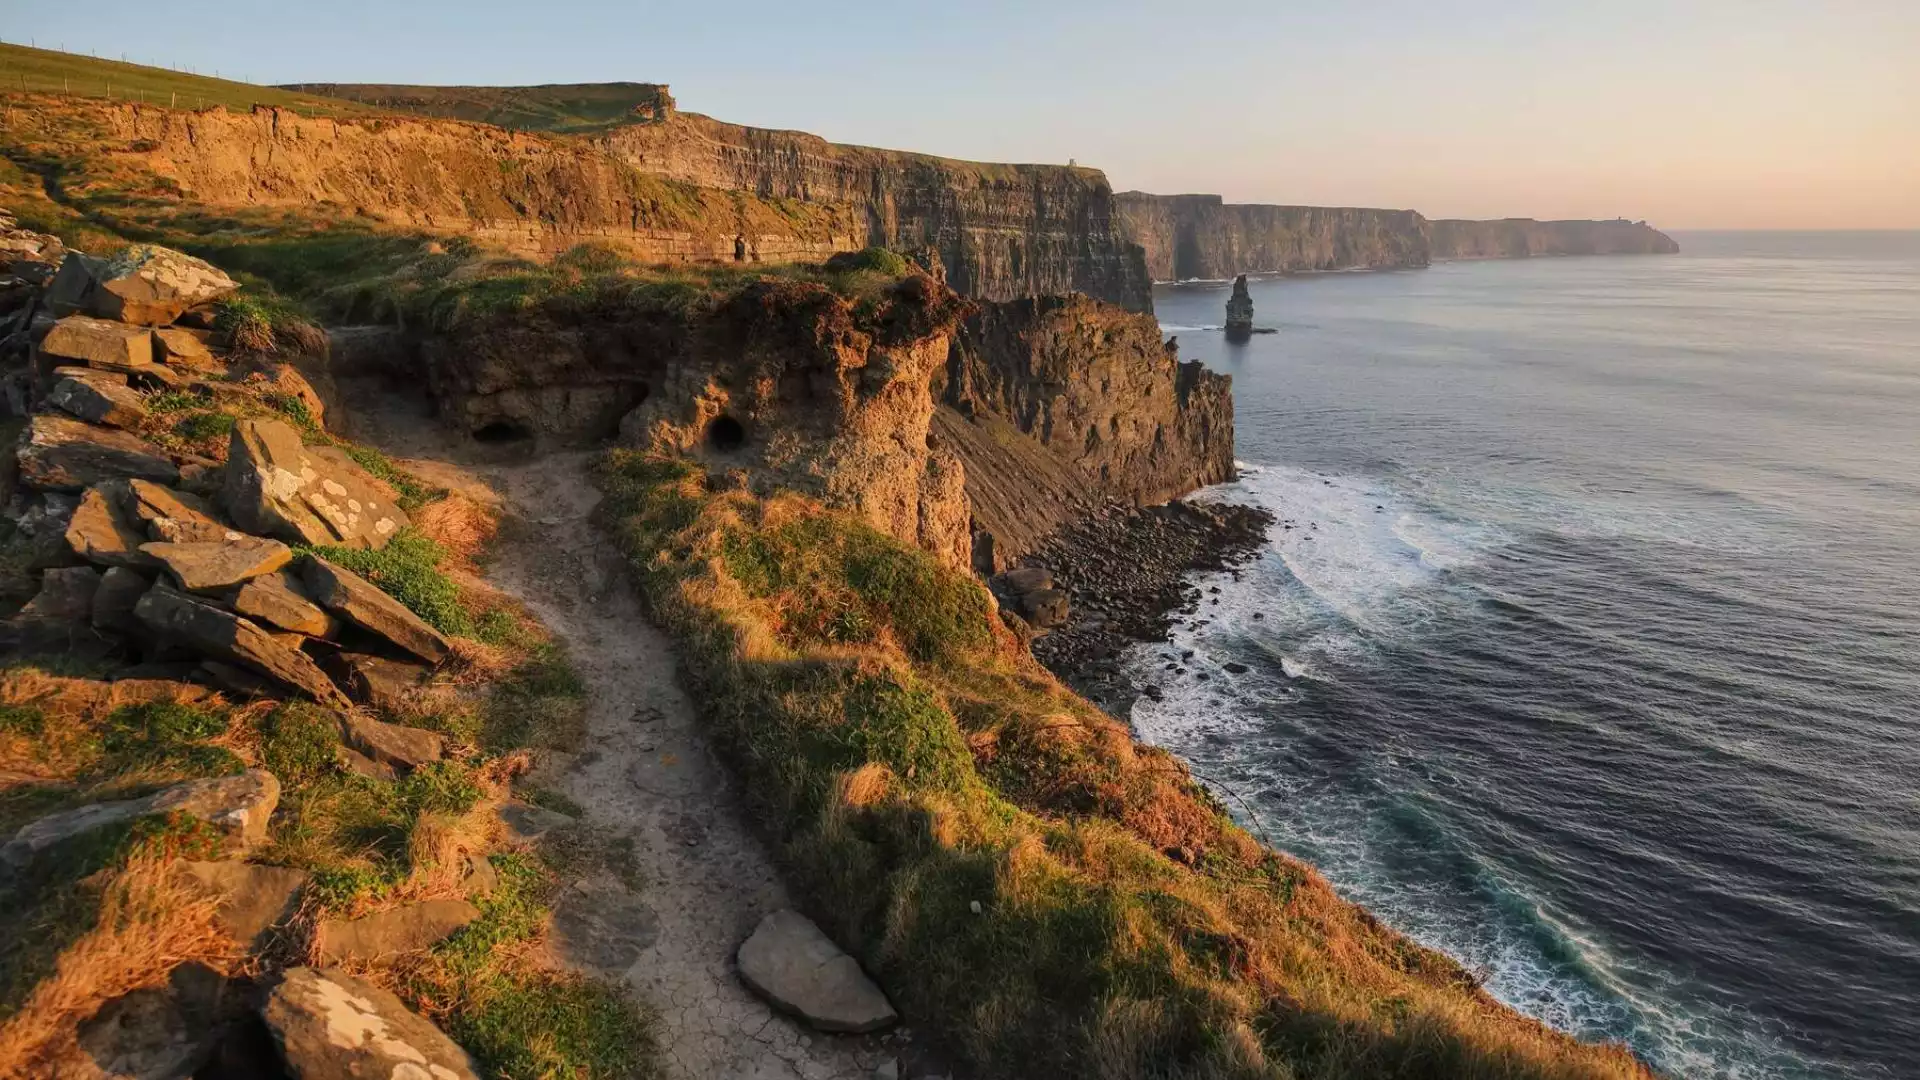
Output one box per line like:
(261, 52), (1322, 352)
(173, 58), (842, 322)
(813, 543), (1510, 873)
(1116, 192), (1678, 281)
(599, 114), (1153, 311)
(938, 295), (1235, 570)
(1428, 217), (1680, 259)
(1115, 192), (1429, 280)
(276, 80), (677, 133)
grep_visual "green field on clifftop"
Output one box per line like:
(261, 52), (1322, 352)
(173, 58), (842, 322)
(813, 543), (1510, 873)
(0, 42), (375, 116)
(275, 81), (676, 133)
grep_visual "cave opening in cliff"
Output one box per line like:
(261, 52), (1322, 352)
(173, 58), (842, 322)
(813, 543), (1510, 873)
(707, 414), (747, 452)
(472, 420), (533, 445)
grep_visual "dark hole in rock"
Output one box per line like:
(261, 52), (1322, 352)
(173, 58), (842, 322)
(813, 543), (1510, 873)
(472, 420), (532, 444)
(708, 414), (747, 452)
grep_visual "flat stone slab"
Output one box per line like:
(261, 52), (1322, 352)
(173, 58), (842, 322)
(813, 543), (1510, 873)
(125, 479), (232, 543)
(223, 418), (408, 549)
(141, 536), (293, 592)
(153, 326), (217, 366)
(47, 370), (147, 428)
(302, 556), (450, 664)
(2, 769), (279, 867)
(231, 569), (338, 637)
(736, 909), (898, 1033)
(262, 967), (480, 1080)
(178, 859), (310, 948)
(91, 565), (153, 635)
(16, 414), (179, 491)
(65, 484), (161, 570)
(337, 652), (430, 711)
(39, 313), (153, 369)
(315, 900), (480, 963)
(339, 712), (444, 772)
(135, 583), (349, 708)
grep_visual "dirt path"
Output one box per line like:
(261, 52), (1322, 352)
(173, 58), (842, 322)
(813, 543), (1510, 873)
(338, 385), (893, 1080)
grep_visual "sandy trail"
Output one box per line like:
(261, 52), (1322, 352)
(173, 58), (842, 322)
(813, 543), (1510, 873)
(339, 384), (888, 1080)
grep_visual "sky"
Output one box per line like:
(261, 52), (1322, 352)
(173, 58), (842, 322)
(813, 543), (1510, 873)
(8, 0), (1917, 229)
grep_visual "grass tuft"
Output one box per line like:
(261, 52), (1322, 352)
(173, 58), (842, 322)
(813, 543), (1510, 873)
(299, 532), (472, 637)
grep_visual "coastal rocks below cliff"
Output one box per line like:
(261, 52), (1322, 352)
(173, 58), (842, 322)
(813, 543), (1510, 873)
(1224, 274), (1254, 341)
(1023, 499), (1272, 715)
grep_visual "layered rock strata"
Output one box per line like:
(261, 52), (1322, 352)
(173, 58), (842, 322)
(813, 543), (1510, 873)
(1428, 217), (1680, 259)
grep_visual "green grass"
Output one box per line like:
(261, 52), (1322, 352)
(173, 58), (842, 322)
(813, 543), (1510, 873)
(274, 81), (675, 135)
(596, 451), (1652, 1080)
(297, 532), (471, 637)
(266, 759), (486, 911)
(481, 644), (588, 754)
(0, 42), (379, 117)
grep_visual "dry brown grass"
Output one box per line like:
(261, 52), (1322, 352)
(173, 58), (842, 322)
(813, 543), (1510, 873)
(0, 857), (232, 1080)
(415, 494), (501, 567)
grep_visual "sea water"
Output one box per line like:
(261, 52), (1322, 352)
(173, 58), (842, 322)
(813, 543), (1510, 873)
(1142, 232), (1920, 1079)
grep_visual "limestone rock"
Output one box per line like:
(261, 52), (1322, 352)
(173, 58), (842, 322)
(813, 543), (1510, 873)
(338, 713), (444, 772)
(47, 370), (148, 428)
(152, 326), (217, 367)
(141, 536), (293, 593)
(339, 746), (396, 782)
(315, 900), (479, 963)
(16, 414), (180, 491)
(231, 569), (337, 637)
(39, 314), (154, 370)
(1020, 587), (1070, 629)
(495, 801), (576, 844)
(1224, 274), (1254, 340)
(178, 860), (310, 948)
(336, 652), (430, 711)
(223, 418), (408, 549)
(22, 565), (102, 620)
(301, 557), (450, 664)
(45, 251), (104, 317)
(997, 567), (1053, 593)
(66, 965), (230, 1080)
(735, 909), (898, 1033)
(65, 484), (161, 570)
(92, 566), (153, 636)
(134, 584), (349, 707)
(261, 967), (480, 1080)
(86, 245), (239, 326)
(125, 479), (232, 543)
(2, 769), (279, 867)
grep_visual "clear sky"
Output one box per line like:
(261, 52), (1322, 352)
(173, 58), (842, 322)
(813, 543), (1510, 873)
(9, 0), (1917, 228)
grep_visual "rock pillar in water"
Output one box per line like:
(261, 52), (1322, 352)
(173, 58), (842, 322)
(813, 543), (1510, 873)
(1224, 275), (1254, 342)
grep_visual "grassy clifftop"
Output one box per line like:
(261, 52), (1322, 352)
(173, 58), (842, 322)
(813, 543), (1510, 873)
(0, 43), (375, 116)
(597, 454), (1651, 1080)
(276, 81), (676, 134)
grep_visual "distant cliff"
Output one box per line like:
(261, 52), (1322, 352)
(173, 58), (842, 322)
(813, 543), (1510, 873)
(1116, 192), (1676, 281)
(1115, 193), (1429, 280)
(1428, 218), (1679, 259)
(598, 114), (1153, 311)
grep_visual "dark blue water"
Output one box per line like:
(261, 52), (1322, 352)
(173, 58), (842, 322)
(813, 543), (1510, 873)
(1139, 232), (1920, 1079)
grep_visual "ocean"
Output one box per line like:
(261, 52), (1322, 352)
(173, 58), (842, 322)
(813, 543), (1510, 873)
(1141, 231), (1920, 1080)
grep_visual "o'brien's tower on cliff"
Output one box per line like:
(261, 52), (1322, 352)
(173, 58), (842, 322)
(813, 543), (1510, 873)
(1225, 275), (1255, 341)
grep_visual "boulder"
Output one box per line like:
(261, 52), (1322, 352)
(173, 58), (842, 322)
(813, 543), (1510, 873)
(337, 652), (430, 711)
(92, 566), (153, 636)
(125, 479), (231, 543)
(39, 314), (154, 370)
(339, 746), (396, 782)
(495, 802), (576, 844)
(231, 569), (338, 637)
(250, 361), (326, 428)
(86, 245), (239, 326)
(261, 968), (480, 1080)
(301, 557), (450, 664)
(64, 965), (231, 1080)
(45, 251), (103, 317)
(16, 414), (179, 491)
(223, 419), (408, 549)
(47, 370), (148, 428)
(735, 909), (898, 1033)
(997, 567), (1054, 594)
(177, 860), (310, 948)
(21, 565), (101, 620)
(338, 713), (444, 772)
(152, 326), (218, 367)
(1020, 587), (1071, 629)
(65, 484), (160, 569)
(141, 536), (293, 593)
(2, 769), (279, 867)
(314, 900), (480, 964)
(134, 584), (350, 708)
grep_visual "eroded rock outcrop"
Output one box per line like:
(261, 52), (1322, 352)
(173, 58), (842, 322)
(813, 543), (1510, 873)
(1224, 275), (1254, 340)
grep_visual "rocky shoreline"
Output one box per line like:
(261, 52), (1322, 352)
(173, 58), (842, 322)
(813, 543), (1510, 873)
(1021, 497), (1273, 716)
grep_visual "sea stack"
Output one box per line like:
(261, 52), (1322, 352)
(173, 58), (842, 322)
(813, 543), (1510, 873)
(1225, 275), (1254, 341)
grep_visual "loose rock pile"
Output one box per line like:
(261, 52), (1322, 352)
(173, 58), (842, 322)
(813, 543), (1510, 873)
(1022, 498), (1273, 714)
(1, 227), (434, 712)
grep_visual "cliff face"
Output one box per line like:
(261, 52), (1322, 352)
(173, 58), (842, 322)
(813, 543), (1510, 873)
(938, 295), (1235, 569)
(599, 114), (1153, 311)
(1428, 217), (1680, 259)
(1115, 192), (1430, 281)
(106, 104), (860, 263)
